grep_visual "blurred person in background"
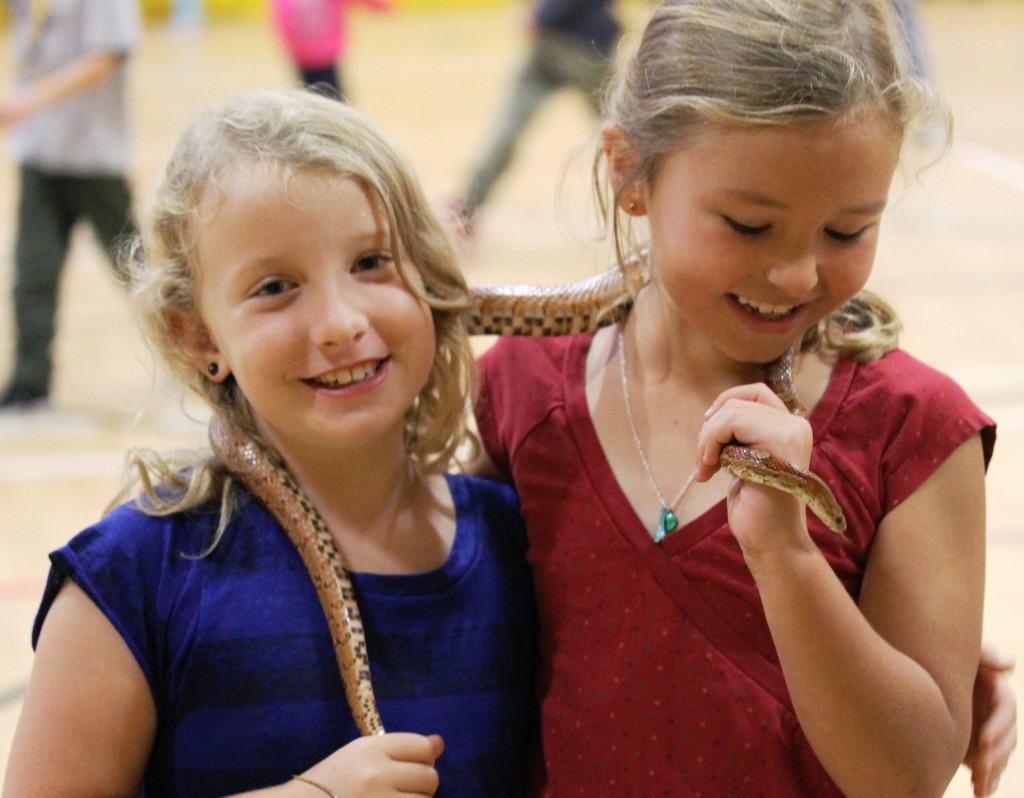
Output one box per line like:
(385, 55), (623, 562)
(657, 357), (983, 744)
(270, 0), (393, 101)
(0, 0), (141, 411)
(893, 0), (930, 78)
(448, 0), (621, 238)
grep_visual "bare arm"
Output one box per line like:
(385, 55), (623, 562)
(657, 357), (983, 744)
(698, 384), (986, 797)
(2, 581), (157, 797)
(762, 437), (984, 797)
(0, 51), (124, 128)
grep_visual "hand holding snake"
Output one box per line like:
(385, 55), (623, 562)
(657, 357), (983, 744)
(698, 381), (831, 552)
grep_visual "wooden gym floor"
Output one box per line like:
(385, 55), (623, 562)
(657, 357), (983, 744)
(0, 2), (1022, 793)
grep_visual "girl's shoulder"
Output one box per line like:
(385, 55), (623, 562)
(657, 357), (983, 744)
(89, 492), (261, 557)
(478, 332), (590, 376)
(446, 471), (521, 516)
(444, 472), (530, 568)
(100, 494), (227, 550)
(838, 348), (981, 414)
(52, 490), (286, 598)
(821, 349), (995, 464)
(477, 332), (593, 414)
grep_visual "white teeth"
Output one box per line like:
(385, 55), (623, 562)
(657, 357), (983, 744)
(316, 360), (381, 387)
(735, 296), (796, 319)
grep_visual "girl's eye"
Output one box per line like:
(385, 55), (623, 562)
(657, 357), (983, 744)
(825, 226), (868, 243)
(253, 278), (291, 297)
(353, 252), (394, 272)
(724, 217), (769, 236)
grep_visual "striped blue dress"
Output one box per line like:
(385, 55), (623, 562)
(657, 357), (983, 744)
(34, 473), (537, 797)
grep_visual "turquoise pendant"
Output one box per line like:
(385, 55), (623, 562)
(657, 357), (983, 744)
(655, 507), (678, 543)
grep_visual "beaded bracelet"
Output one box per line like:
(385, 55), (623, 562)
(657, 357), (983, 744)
(291, 774), (339, 798)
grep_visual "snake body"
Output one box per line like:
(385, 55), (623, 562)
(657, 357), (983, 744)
(208, 418), (385, 737)
(209, 262), (846, 738)
(467, 259), (641, 336)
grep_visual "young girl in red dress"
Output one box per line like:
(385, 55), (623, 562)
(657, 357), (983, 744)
(474, 1), (1013, 794)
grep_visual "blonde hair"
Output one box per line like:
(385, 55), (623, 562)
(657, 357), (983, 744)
(601, 0), (947, 360)
(116, 89), (475, 521)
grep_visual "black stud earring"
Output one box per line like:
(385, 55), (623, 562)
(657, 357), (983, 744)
(207, 363), (219, 376)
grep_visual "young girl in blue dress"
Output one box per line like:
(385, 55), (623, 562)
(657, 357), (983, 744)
(4, 88), (536, 798)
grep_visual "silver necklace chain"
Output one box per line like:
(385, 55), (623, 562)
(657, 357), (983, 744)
(617, 328), (695, 542)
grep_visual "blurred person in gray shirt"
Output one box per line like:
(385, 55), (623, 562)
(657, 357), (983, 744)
(0, 0), (141, 411)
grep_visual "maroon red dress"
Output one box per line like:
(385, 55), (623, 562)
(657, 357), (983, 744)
(476, 333), (995, 797)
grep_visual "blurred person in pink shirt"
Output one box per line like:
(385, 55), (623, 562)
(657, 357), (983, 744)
(271, 0), (392, 101)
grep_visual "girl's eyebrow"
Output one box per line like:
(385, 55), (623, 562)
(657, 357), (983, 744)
(721, 189), (888, 215)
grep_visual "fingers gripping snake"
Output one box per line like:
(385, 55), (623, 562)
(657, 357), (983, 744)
(209, 260), (847, 737)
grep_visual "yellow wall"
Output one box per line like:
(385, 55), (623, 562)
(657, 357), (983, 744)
(142, 0), (504, 18)
(141, 0), (261, 17)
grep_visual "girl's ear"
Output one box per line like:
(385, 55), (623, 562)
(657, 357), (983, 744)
(166, 309), (230, 383)
(600, 122), (647, 216)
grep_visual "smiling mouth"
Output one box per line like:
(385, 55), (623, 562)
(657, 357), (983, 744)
(311, 359), (383, 387)
(734, 295), (798, 320)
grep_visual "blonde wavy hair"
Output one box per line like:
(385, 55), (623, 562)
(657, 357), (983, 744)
(599, 0), (951, 361)
(115, 89), (475, 525)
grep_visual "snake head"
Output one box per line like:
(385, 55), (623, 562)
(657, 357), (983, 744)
(720, 445), (847, 535)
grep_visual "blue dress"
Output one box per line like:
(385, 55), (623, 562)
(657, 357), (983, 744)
(34, 473), (537, 797)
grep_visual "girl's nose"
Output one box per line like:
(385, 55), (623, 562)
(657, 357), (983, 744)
(312, 287), (369, 347)
(765, 246), (820, 296)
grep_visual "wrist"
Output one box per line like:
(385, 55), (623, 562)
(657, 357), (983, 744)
(742, 534), (822, 584)
(291, 775), (338, 798)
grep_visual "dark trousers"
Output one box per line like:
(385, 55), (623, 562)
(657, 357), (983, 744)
(460, 29), (614, 216)
(9, 164), (136, 394)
